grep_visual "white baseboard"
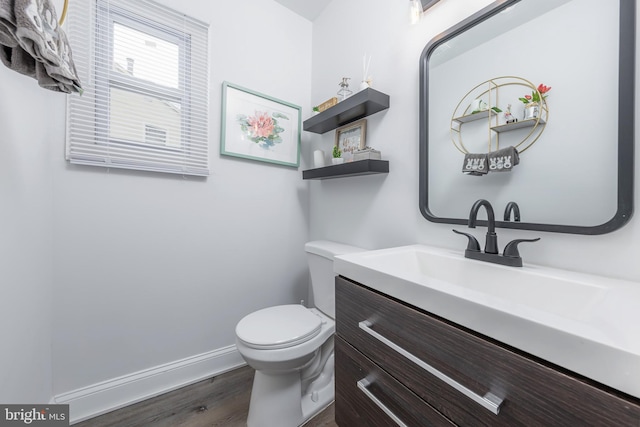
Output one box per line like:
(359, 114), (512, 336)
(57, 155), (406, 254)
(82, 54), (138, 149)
(54, 345), (246, 424)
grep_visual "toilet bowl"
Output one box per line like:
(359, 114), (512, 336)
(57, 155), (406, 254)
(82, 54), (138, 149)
(235, 240), (364, 427)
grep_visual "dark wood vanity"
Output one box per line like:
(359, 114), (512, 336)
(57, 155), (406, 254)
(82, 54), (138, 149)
(335, 276), (640, 426)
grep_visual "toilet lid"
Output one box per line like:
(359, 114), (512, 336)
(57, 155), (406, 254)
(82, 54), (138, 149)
(236, 305), (322, 350)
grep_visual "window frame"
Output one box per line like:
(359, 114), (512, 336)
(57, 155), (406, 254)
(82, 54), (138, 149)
(94, 2), (192, 155)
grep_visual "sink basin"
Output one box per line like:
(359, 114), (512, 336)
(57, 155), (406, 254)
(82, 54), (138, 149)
(334, 244), (640, 399)
(342, 245), (608, 321)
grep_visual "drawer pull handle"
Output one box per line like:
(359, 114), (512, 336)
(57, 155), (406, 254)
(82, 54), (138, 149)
(357, 379), (409, 427)
(359, 320), (503, 415)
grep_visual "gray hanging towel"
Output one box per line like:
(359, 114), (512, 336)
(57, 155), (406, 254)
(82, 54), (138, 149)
(462, 153), (489, 176)
(0, 0), (19, 47)
(0, 0), (82, 93)
(488, 146), (519, 172)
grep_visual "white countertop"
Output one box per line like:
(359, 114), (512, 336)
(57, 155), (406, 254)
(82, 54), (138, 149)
(334, 244), (640, 399)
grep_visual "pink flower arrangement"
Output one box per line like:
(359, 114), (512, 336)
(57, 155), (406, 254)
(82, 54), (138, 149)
(247, 112), (275, 139)
(237, 110), (289, 146)
(519, 83), (551, 105)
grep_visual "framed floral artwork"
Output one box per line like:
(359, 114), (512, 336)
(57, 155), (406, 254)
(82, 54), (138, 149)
(335, 119), (367, 162)
(221, 82), (301, 167)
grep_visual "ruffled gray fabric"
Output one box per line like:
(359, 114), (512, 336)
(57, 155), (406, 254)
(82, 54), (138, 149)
(0, 0), (82, 93)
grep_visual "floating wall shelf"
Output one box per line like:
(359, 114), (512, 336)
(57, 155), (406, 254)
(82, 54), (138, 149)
(303, 88), (390, 134)
(452, 109), (497, 124)
(302, 159), (389, 180)
(491, 118), (546, 133)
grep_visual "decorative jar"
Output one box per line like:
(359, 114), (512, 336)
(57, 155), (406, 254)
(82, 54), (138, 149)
(524, 102), (540, 120)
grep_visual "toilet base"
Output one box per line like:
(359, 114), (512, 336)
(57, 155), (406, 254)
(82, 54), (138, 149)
(247, 368), (334, 427)
(247, 370), (302, 427)
(301, 373), (334, 423)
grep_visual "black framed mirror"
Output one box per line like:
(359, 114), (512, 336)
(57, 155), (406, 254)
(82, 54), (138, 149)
(419, 0), (635, 234)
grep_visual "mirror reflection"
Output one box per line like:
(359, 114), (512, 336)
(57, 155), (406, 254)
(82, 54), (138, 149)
(419, 0), (634, 234)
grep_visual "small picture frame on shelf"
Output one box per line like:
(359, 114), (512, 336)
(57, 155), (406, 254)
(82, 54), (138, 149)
(335, 119), (367, 162)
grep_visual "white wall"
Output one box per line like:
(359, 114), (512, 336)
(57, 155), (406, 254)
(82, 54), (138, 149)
(0, 0), (311, 419)
(50, 0), (312, 402)
(0, 66), (57, 402)
(309, 0), (640, 283)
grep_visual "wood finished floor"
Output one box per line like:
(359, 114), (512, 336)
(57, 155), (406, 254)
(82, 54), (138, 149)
(74, 366), (338, 427)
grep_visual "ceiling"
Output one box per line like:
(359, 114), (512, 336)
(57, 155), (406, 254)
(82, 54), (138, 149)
(272, 0), (333, 21)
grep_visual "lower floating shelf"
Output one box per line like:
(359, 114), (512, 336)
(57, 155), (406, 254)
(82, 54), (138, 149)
(302, 159), (389, 180)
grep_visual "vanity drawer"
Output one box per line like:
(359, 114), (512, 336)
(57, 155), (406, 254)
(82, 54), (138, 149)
(336, 276), (640, 426)
(335, 336), (455, 427)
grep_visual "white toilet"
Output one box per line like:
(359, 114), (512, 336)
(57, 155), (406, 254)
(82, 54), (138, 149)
(235, 240), (363, 427)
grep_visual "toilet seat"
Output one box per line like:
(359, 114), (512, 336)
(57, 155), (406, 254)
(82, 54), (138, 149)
(236, 305), (322, 350)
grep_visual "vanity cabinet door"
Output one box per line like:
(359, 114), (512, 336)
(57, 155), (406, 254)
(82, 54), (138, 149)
(335, 276), (640, 427)
(335, 336), (455, 427)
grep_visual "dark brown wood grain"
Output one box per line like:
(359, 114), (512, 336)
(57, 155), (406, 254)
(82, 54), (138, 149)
(335, 337), (455, 427)
(335, 276), (640, 427)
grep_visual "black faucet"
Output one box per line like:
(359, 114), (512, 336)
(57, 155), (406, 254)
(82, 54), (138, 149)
(453, 199), (539, 267)
(468, 199), (498, 254)
(504, 201), (521, 222)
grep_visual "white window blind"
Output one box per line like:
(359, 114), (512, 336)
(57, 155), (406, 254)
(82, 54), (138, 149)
(66, 0), (210, 176)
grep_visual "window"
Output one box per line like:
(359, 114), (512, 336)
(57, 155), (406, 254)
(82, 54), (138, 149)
(66, 0), (209, 176)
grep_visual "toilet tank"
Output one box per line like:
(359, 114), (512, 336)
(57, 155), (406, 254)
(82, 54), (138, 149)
(305, 240), (364, 319)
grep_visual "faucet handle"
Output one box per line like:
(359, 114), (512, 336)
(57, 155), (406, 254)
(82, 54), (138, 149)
(503, 238), (540, 258)
(453, 229), (481, 252)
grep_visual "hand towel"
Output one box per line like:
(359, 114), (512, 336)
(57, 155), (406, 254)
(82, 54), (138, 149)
(462, 153), (489, 176)
(0, 0), (82, 93)
(0, 0), (19, 47)
(488, 146), (519, 172)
